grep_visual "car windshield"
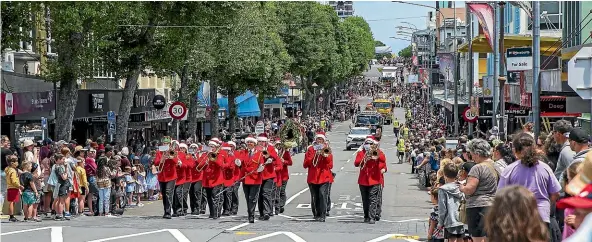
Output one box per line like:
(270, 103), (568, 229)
(373, 102), (390, 108)
(350, 129), (371, 135)
(356, 116), (379, 125)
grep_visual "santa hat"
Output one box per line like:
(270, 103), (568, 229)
(245, 135), (257, 143)
(315, 131), (326, 141)
(208, 139), (220, 147)
(210, 137), (221, 144)
(189, 143), (199, 148)
(257, 133), (268, 142)
(274, 138), (282, 144)
(227, 141), (236, 148)
(179, 143), (188, 150)
(172, 140), (179, 146)
(221, 143), (231, 151)
(365, 135), (378, 144)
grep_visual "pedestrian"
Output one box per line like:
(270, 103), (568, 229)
(497, 132), (562, 241)
(437, 163), (464, 242)
(492, 143), (515, 174)
(428, 187), (444, 242)
(485, 185), (548, 242)
(75, 157), (88, 216)
(134, 163), (146, 207)
(21, 161), (42, 222)
(561, 161), (582, 240)
(96, 156), (112, 216)
(552, 120), (575, 182)
(124, 166), (135, 207)
(459, 139), (497, 242)
(53, 154), (71, 220)
(4, 155), (22, 222)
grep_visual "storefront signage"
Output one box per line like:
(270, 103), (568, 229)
(152, 94), (166, 110)
(1, 91), (56, 116)
(506, 47), (532, 71)
(541, 99), (566, 113)
(133, 90), (155, 109)
(89, 93), (105, 113)
(479, 97), (494, 117)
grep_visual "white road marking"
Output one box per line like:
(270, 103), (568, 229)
(392, 218), (427, 223)
(340, 166), (344, 170)
(365, 234), (409, 242)
(51, 227), (63, 242)
(238, 231), (307, 242)
(285, 187), (309, 205)
(87, 229), (189, 242)
(226, 222), (251, 231)
(1, 226), (61, 237)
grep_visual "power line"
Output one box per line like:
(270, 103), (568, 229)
(116, 16), (428, 29)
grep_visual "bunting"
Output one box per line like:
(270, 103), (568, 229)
(467, 3), (495, 49)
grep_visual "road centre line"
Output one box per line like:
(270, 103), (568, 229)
(226, 222), (251, 231)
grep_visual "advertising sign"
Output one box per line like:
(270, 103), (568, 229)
(506, 47), (533, 71)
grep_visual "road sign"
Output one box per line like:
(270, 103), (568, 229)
(506, 47), (533, 71)
(255, 121), (265, 135)
(107, 111), (116, 121)
(482, 75), (494, 97)
(41, 117), (47, 129)
(568, 47), (592, 99)
(462, 107), (478, 123)
(108, 122), (116, 135)
(169, 101), (187, 120)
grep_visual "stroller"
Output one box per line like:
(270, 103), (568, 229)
(110, 176), (128, 215)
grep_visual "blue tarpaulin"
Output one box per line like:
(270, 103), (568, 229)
(196, 82), (260, 117)
(217, 91), (261, 117)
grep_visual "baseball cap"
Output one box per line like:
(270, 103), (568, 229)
(557, 184), (592, 209)
(566, 151), (592, 196)
(461, 162), (476, 173)
(569, 128), (589, 144)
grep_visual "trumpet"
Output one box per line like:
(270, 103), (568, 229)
(208, 147), (220, 161)
(312, 141), (331, 166)
(322, 141), (332, 158)
(262, 150), (269, 158)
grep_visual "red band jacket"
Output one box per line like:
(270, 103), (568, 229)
(240, 149), (264, 185)
(260, 145), (281, 181)
(223, 149), (237, 187)
(354, 149), (387, 186)
(303, 145), (334, 184)
(202, 150), (227, 188)
(279, 149), (293, 182)
(154, 151), (178, 183)
(191, 153), (206, 183)
(184, 153), (195, 184)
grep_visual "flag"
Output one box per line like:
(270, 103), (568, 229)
(467, 3), (495, 49)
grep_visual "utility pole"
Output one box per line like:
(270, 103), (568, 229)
(453, 2), (459, 137)
(466, 3), (474, 136)
(499, 1), (506, 140)
(532, 2), (541, 139)
(492, 4), (499, 127)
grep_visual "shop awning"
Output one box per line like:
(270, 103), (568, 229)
(458, 34), (561, 55)
(217, 91), (261, 117)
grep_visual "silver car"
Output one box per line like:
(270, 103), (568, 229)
(345, 127), (371, 150)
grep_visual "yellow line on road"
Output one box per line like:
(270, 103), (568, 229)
(390, 235), (420, 240)
(235, 231), (256, 235)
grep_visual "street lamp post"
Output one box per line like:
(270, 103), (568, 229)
(312, 82), (318, 114)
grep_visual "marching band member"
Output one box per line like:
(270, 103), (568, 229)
(154, 136), (180, 219)
(200, 138), (226, 219)
(272, 138), (284, 215)
(221, 143), (236, 216)
(235, 135), (265, 223)
(181, 143), (194, 215)
(200, 138), (220, 214)
(278, 139), (293, 214)
(256, 133), (281, 220)
(354, 135), (386, 224)
(172, 142), (188, 217)
(303, 131), (334, 222)
(228, 141), (241, 215)
(189, 143), (204, 215)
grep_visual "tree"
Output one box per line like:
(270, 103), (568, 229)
(374, 40), (386, 47)
(398, 44), (412, 58)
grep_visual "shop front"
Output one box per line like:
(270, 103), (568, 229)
(1, 90), (56, 141)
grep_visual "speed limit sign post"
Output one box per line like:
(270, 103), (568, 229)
(169, 101), (188, 120)
(462, 107), (478, 123)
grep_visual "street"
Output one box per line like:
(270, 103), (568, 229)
(1, 98), (431, 242)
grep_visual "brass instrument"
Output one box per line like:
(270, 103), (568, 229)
(312, 141), (331, 167)
(262, 149), (269, 158)
(322, 140), (332, 158)
(208, 146), (220, 161)
(361, 143), (380, 170)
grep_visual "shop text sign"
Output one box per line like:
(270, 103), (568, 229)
(506, 47), (532, 71)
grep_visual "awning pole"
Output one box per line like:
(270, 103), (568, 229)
(533, 2), (541, 139)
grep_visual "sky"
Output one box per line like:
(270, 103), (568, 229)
(353, 1), (463, 55)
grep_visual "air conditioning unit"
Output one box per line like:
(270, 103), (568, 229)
(2, 52), (14, 72)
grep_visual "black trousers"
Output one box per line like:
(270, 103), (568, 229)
(243, 184), (261, 218)
(258, 178), (274, 217)
(327, 182), (332, 212)
(359, 184), (381, 220)
(205, 185), (223, 218)
(222, 185), (233, 214)
(231, 183), (240, 214)
(173, 184), (186, 214)
(189, 181), (202, 213)
(377, 186), (383, 218)
(159, 180), (175, 216)
(200, 188), (208, 213)
(309, 183), (329, 218)
(273, 184), (281, 212)
(279, 181), (288, 210)
(182, 182), (191, 213)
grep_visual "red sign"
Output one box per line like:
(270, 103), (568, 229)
(168, 101), (187, 120)
(1, 91), (56, 116)
(462, 107), (478, 123)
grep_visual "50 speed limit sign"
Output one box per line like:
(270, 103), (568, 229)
(169, 101), (187, 120)
(462, 107), (478, 123)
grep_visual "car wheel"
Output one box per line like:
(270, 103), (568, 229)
(346, 146), (351, 151)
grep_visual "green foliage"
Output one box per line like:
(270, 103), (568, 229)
(1, 2), (37, 53)
(374, 40), (386, 47)
(398, 44), (412, 58)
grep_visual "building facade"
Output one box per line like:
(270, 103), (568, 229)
(327, 1), (354, 19)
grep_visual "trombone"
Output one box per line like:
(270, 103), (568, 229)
(312, 141), (331, 167)
(208, 146), (221, 161)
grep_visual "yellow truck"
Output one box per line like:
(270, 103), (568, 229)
(372, 98), (393, 125)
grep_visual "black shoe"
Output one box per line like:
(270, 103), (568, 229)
(259, 215), (265, 220)
(279, 208), (284, 213)
(191, 211), (199, 215)
(263, 214), (270, 220)
(364, 218), (370, 223)
(369, 219), (376, 224)
(326, 211), (331, 217)
(375, 216), (380, 221)
(172, 213), (179, 217)
(274, 210), (279, 215)
(314, 216), (320, 220)
(231, 211), (238, 215)
(318, 217), (326, 222)
(212, 216), (219, 220)
(200, 211), (206, 214)
(9, 217), (18, 222)
(222, 212), (230, 216)
(163, 214), (172, 219)
(208, 215), (214, 218)
(269, 212), (274, 217)
(248, 217), (255, 223)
